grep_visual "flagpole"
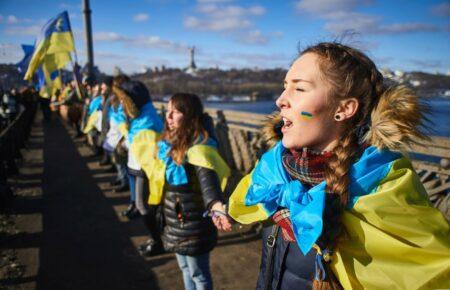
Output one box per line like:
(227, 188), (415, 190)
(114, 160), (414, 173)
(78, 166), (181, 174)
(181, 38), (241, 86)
(82, 0), (94, 82)
(70, 57), (84, 101)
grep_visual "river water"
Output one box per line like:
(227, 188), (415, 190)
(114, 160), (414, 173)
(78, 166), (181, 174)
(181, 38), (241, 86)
(203, 97), (450, 138)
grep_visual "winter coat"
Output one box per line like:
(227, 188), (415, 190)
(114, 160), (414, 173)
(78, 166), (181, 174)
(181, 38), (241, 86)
(162, 163), (224, 256)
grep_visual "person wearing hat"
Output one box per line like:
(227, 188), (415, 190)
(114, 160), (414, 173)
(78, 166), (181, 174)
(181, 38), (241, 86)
(113, 80), (165, 255)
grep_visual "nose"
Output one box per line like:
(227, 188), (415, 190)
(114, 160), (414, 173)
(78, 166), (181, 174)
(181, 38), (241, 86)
(276, 90), (289, 109)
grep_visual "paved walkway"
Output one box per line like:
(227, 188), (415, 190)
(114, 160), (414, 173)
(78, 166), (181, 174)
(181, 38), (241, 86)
(1, 112), (262, 290)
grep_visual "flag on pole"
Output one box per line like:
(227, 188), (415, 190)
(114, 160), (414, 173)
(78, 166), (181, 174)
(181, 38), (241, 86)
(24, 11), (74, 81)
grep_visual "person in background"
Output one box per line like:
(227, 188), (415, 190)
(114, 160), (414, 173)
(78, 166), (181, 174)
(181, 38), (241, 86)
(228, 42), (450, 290)
(148, 93), (232, 290)
(83, 82), (105, 156)
(101, 76), (129, 192)
(97, 76), (113, 166)
(113, 80), (164, 255)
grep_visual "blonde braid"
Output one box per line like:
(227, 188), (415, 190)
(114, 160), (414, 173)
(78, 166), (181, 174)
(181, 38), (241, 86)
(301, 42), (385, 290)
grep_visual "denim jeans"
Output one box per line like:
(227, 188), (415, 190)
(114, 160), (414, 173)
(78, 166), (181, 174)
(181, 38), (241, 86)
(128, 174), (136, 202)
(115, 163), (128, 184)
(175, 253), (212, 290)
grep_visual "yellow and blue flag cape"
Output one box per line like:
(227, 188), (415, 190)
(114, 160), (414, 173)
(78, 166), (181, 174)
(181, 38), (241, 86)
(147, 137), (230, 205)
(109, 104), (126, 125)
(24, 11), (74, 82)
(228, 141), (450, 289)
(109, 104), (129, 137)
(128, 102), (163, 183)
(82, 96), (103, 133)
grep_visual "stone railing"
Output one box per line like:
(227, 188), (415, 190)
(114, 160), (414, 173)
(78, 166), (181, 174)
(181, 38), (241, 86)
(154, 102), (450, 219)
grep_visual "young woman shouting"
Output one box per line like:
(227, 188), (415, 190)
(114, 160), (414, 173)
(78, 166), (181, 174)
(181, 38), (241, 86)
(228, 42), (450, 290)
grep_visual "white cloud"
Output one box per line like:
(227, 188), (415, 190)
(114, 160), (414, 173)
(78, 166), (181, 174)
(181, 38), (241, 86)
(93, 31), (189, 53)
(237, 30), (268, 45)
(218, 52), (291, 68)
(4, 24), (42, 36)
(296, 0), (439, 35)
(94, 32), (125, 42)
(133, 13), (149, 22)
(183, 2), (278, 45)
(0, 14), (32, 24)
(184, 16), (251, 31)
(296, 0), (370, 15)
(184, 3), (265, 32)
(0, 43), (24, 64)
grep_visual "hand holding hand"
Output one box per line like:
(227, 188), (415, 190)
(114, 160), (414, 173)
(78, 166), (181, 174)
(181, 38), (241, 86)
(210, 202), (233, 232)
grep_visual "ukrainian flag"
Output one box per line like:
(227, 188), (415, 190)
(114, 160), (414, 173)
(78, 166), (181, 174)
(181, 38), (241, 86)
(147, 138), (231, 205)
(24, 11), (74, 81)
(228, 141), (450, 289)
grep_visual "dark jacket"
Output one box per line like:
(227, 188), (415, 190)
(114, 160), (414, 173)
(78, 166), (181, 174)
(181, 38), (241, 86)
(255, 225), (316, 290)
(162, 163), (224, 256)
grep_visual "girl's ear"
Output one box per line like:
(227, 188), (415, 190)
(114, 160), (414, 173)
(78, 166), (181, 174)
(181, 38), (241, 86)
(334, 98), (359, 121)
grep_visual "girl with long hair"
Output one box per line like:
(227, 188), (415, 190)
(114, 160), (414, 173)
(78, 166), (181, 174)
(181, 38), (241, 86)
(113, 80), (165, 256)
(147, 93), (232, 290)
(228, 42), (450, 289)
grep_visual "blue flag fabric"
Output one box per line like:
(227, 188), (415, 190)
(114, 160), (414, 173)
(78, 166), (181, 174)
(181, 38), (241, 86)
(16, 44), (35, 73)
(157, 137), (218, 186)
(243, 141), (400, 254)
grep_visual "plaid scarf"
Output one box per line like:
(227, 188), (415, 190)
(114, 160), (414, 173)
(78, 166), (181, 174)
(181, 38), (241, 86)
(273, 148), (333, 242)
(282, 147), (333, 187)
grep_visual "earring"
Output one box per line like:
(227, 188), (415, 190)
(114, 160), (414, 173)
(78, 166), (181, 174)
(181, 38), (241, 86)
(334, 114), (341, 121)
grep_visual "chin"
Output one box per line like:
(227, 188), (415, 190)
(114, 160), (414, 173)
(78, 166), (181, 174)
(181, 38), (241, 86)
(281, 133), (309, 150)
(281, 137), (298, 150)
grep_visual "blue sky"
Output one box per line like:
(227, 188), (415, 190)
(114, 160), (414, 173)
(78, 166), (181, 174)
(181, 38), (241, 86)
(0, 0), (449, 74)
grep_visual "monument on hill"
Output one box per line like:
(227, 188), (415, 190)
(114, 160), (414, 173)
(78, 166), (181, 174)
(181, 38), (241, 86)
(185, 46), (197, 75)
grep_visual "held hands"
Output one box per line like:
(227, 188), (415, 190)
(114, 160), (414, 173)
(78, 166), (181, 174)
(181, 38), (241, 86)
(209, 202), (233, 232)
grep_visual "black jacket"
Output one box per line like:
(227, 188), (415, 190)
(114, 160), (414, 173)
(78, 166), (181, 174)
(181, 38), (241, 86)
(255, 225), (315, 290)
(162, 163), (224, 256)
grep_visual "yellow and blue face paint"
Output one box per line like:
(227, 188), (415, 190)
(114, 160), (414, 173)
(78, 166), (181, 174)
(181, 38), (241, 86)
(300, 111), (313, 120)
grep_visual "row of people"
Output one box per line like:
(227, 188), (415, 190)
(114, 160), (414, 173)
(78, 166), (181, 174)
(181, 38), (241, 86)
(80, 41), (449, 290)
(82, 74), (231, 289)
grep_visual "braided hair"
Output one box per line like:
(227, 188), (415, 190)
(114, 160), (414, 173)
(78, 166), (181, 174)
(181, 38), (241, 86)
(301, 41), (429, 289)
(300, 42), (387, 290)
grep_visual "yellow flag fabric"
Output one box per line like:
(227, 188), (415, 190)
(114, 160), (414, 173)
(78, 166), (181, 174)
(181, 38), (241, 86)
(130, 129), (159, 184)
(332, 157), (450, 290)
(228, 147), (450, 289)
(82, 111), (100, 134)
(118, 123), (129, 138)
(148, 157), (166, 205)
(228, 170), (269, 224)
(187, 144), (231, 191)
(41, 52), (71, 84)
(148, 144), (231, 205)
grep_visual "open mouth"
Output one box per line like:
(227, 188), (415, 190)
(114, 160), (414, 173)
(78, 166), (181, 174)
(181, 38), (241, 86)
(282, 117), (293, 132)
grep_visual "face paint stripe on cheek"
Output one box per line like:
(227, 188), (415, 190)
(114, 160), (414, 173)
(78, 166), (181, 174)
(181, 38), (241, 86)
(300, 111), (313, 120)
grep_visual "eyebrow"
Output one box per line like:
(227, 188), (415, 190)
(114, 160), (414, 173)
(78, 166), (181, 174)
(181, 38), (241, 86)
(284, 78), (314, 84)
